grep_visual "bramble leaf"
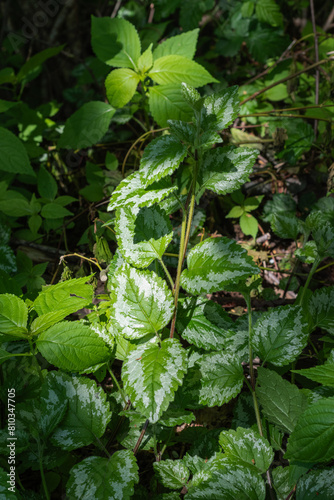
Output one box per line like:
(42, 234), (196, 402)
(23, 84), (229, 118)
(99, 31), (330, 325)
(180, 237), (259, 294)
(122, 338), (187, 423)
(105, 68), (139, 108)
(149, 56), (218, 87)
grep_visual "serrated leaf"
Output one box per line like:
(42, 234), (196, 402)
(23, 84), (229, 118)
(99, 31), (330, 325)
(50, 371), (111, 450)
(36, 321), (110, 372)
(108, 171), (177, 211)
(292, 364), (334, 388)
(285, 397), (334, 463)
(0, 294), (28, 338)
(38, 372), (68, 438)
(272, 466), (291, 500)
(295, 241), (318, 264)
(58, 101), (115, 149)
(109, 264), (174, 339)
(181, 83), (201, 107)
(168, 120), (196, 144)
(140, 135), (187, 188)
(256, 367), (308, 434)
(251, 305), (309, 366)
(122, 338), (187, 423)
(41, 203), (72, 219)
(67, 451), (139, 500)
(226, 205), (244, 218)
(0, 127), (34, 176)
(91, 16), (141, 69)
(138, 44), (153, 73)
(256, 0), (283, 27)
(271, 213), (300, 240)
(37, 166), (57, 200)
(296, 468), (334, 500)
(197, 352), (244, 406)
(202, 86), (240, 131)
(180, 237), (259, 295)
(308, 286), (334, 335)
(154, 459), (190, 489)
(149, 84), (193, 127)
(198, 146), (257, 196)
(105, 68), (139, 108)
(176, 297), (235, 350)
(153, 29), (199, 61)
(219, 427), (274, 473)
(185, 463), (266, 500)
(0, 245), (16, 274)
(149, 56), (218, 87)
(115, 205), (173, 268)
(159, 408), (195, 426)
(240, 213), (258, 240)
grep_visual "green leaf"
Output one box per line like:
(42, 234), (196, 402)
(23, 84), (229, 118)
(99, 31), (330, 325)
(115, 205), (173, 268)
(0, 127), (34, 176)
(197, 352), (244, 406)
(36, 321), (110, 372)
(108, 171), (177, 211)
(140, 135), (187, 187)
(41, 203), (72, 219)
(154, 459), (190, 489)
(219, 427), (274, 473)
(0, 245), (17, 274)
(198, 146), (257, 196)
(148, 56), (218, 87)
(0, 294), (28, 338)
(256, 0), (283, 27)
(153, 29), (199, 61)
(16, 45), (64, 83)
(149, 84), (193, 127)
(272, 466), (291, 500)
(285, 397), (334, 463)
(105, 68), (139, 108)
(312, 220), (334, 258)
(38, 372), (68, 438)
(181, 83), (201, 107)
(185, 462), (266, 500)
(293, 361), (334, 387)
(262, 193), (296, 223)
(251, 305), (309, 366)
(58, 101), (115, 149)
(176, 297), (235, 351)
(256, 367), (309, 434)
(240, 213), (258, 240)
(122, 338), (187, 423)
(271, 213), (300, 240)
(138, 44), (153, 73)
(295, 241), (318, 264)
(226, 206), (244, 218)
(168, 120), (196, 145)
(180, 237), (259, 295)
(0, 99), (17, 113)
(91, 16), (141, 69)
(159, 408), (195, 426)
(37, 165), (58, 201)
(307, 286), (334, 335)
(67, 451), (139, 500)
(202, 86), (240, 131)
(296, 469), (334, 500)
(109, 264), (174, 339)
(0, 348), (31, 365)
(50, 371), (111, 450)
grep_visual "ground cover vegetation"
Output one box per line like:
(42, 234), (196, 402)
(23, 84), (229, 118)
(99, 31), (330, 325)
(0, 0), (334, 498)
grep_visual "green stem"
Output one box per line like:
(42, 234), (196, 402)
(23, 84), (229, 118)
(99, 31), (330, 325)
(107, 363), (128, 406)
(170, 211), (187, 338)
(158, 257), (175, 291)
(38, 441), (50, 500)
(28, 339), (44, 384)
(297, 257), (321, 306)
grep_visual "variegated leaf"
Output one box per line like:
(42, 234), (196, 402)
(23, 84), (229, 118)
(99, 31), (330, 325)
(202, 86), (240, 131)
(180, 237), (259, 294)
(109, 264), (174, 339)
(198, 146), (257, 196)
(251, 305), (309, 366)
(154, 459), (190, 489)
(122, 338), (187, 423)
(108, 171), (177, 211)
(115, 205), (173, 268)
(140, 135), (187, 188)
(307, 286), (334, 334)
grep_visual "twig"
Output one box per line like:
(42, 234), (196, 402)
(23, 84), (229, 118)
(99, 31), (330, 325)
(323, 6), (334, 31)
(310, 0), (319, 135)
(111, 0), (122, 18)
(133, 419), (149, 455)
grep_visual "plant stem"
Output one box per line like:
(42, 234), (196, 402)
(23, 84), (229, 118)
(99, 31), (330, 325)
(158, 257), (175, 291)
(38, 441), (50, 500)
(170, 211), (187, 338)
(60, 253), (102, 271)
(107, 363), (128, 406)
(133, 419), (149, 455)
(297, 257), (321, 306)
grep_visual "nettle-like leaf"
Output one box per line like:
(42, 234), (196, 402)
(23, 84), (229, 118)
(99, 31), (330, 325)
(66, 451), (139, 500)
(307, 286), (334, 334)
(285, 396), (334, 463)
(180, 237), (259, 295)
(122, 338), (187, 423)
(108, 171), (177, 211)
(58, 101), (115, 149)
(115, 205), (173, 268)
(138, 44), (153, 73)
(109, 264), (174, 339)
(140, 135), (187, 188)
(198, 146), (257, 196)
(50, 371), (111, 450)
(271, 212), (300, 240)
(36, 321), (110, 372)
(148, 55), (218, 87)
(154, 459), (190, 489)
(256, 368), (308, 434)
(0, 127), (35, 176)
(185, 462), (266, 500)
(0, 294), (28, 338)
(293, 359), (334, 388)
(202, 86), (240, 131)
(91, 16), (141, 69)
(149, 84), (193, 127)
(219, 427), (274, 473)
(168, 120), (196, 145)
(296, 468), (334, 500)
(176, 297), (235, 351)
(153, 29), (199, 61)
(251, 305), (309, 366)
(197, 352), (244, 406)
(105, 68), (139, 108)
